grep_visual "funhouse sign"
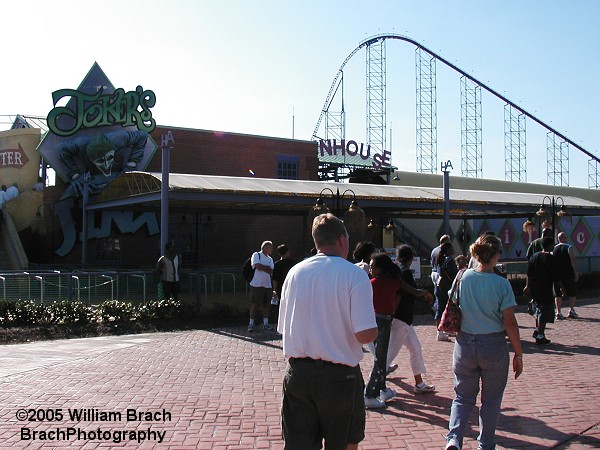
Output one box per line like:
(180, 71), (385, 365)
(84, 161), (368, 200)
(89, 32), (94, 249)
(319, 139), (391, 169)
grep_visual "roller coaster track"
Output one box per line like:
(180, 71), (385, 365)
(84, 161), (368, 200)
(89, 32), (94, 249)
(312, 33), (599, 164)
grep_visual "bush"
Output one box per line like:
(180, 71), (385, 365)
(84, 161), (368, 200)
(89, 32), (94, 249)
(14, 300), (46, 325)
(47, 301), (94, 325)
(210, 302), (237, 319)
(138, 298), (181, 321)
(0, 300), (16, 325)
(0, 297), (246, 334)
(96, 300), (136, 323)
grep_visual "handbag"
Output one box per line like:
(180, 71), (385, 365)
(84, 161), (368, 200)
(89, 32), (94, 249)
(438, 269), (466, 334)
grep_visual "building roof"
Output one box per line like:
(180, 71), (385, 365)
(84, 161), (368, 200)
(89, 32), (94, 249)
(90, 171), (600, 219)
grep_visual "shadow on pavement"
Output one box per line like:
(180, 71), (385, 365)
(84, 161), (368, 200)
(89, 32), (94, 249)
(209, 327), (283, 351)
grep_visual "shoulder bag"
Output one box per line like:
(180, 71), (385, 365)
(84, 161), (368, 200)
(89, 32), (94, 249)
(438, 269), (466, 334)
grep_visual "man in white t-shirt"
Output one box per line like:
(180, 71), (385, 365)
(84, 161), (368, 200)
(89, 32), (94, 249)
(278, 213), (378, 450)
(247, 241), (275, 332)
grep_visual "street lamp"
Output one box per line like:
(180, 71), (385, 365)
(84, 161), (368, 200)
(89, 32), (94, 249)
(308, 188), (332, 231)
(313, 188), (334, 213)
(313, 187), (359, 218)
(310, 187), (366, 249)
(535, 196), (567, 240)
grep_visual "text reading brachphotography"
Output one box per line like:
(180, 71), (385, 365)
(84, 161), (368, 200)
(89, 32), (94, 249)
(16, 408), (171, 444)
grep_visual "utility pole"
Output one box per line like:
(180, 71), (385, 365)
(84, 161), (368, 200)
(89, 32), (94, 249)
(441, 160), (453, 236)
(161, 131), (175, 255)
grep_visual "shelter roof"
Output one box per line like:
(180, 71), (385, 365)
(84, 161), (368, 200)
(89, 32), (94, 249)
(90, 172), (600, 218)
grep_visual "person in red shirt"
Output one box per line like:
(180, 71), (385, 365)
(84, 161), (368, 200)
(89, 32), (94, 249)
(364, 253), (402, 409)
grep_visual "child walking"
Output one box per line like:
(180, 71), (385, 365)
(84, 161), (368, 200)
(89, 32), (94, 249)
(387, 245), (436, 394)
(364, 253), (402, 409)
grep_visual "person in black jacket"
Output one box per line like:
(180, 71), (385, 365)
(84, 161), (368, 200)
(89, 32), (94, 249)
(387, 245), (436, 394)
(434, 242), (458, 341)
(553, 232), (580, 320)
(524, 236), (562, 345)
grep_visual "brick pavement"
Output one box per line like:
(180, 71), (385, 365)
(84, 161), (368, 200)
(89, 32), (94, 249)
(0, 299), (598, 449)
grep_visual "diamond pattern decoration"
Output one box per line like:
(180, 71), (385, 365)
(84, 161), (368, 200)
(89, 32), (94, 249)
(571, 218), (593, 256)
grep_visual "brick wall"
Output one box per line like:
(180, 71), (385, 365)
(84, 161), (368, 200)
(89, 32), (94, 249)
(148, 126), (319, 181)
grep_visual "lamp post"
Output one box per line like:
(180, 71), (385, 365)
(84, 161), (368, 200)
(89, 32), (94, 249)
(315, 187), (358, 217)
(311, 188), (366, 250)
(441, 160), (453, 236)
(535, 196), (567, 240)
(160, 131), (175, 255)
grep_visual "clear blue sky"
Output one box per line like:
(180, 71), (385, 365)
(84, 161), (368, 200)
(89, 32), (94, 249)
(2, 0), (599, 187)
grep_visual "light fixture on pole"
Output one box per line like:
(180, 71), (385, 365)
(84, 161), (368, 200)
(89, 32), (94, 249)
(535, 196), (566, 239)
(308, 188), (333, 230)
(342, 189), (365, 232)
(385, 219), (396, 234)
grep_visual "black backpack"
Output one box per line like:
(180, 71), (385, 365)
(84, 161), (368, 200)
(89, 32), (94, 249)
(242, 256), (255, 282)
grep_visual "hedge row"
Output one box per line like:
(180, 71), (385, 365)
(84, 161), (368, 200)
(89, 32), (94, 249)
(0, 298), (185, 326)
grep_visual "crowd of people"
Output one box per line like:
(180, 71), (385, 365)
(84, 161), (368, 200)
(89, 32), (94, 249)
(0, 182), (19, 208)
(0, 177), (44, 209)
(239, 214), (580, 450)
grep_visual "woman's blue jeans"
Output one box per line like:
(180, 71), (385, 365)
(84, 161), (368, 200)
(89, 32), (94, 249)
(446, 331), (509, 450)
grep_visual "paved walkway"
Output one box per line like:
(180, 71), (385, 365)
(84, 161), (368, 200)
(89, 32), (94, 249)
(0, 299), (599, 449)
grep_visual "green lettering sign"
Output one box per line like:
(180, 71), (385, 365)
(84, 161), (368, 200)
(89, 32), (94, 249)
(47, 85), (156, 137)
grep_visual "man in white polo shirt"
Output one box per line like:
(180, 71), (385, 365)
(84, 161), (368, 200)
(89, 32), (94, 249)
(247, 241), (275, 332)
(278, 213), (378, 450)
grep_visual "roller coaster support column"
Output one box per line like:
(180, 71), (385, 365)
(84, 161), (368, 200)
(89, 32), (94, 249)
(441, 160), (453, 237)
(161, 132), (175, 255)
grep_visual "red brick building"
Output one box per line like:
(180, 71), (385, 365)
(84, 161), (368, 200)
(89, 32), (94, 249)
(148, 126), (319, 181)
(36, 126), (320, 269)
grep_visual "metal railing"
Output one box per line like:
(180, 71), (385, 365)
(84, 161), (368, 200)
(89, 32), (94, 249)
(4, 258), (596, 307)
(0, 269), (248, 307)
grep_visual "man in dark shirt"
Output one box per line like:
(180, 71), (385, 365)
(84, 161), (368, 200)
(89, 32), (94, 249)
(526, 227), (553, 260)
(430, 234), (450, 285)
(271, 245), (297, 323)
(525, 237), (562, 345)
(272, 245), (297, 298)
(553, 232), (580, 319)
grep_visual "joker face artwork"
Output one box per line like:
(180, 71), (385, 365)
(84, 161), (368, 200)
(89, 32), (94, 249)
(58, 129), (148, 199)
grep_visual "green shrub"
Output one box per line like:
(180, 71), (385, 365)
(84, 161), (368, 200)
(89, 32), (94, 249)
(0, 297), (249, 330)
(14, 300), (46, 325)
(48, 301), (94, 324)
(96, 300), (136, 323)
(138, 298), (181, 320)
(210, 302), (237, 319)
(0, 300), (17, 325)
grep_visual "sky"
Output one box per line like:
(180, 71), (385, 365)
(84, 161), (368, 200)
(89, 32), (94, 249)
(1, 0), (599, 188)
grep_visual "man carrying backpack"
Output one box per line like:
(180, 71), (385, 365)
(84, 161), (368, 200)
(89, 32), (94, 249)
(247, 241), (275, 332)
